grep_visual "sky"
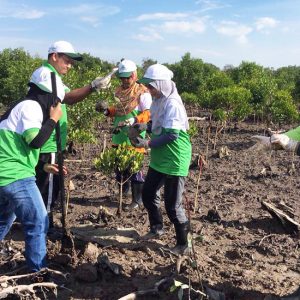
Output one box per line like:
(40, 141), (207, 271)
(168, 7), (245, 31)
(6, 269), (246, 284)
(0, 0), (300, 69)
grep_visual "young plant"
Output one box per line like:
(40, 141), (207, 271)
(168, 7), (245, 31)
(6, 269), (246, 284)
(94, 143), (144, 215)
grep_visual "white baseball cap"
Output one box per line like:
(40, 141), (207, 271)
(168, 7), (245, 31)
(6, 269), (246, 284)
(116, 59), (137, 78)
(48, 40), (82, 61)
(137, 64), (173, 84)
(30, 66), (66, 102)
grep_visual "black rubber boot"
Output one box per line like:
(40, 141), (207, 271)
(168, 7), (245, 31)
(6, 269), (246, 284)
(124, 182), (143, 211)
(171, 221), (190, 255)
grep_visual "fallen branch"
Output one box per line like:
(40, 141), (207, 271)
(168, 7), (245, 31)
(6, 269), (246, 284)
(118, 277), (172, 300)
(188, 117), (208, 121)
(0, 282), (57, 299)
(261, 201), (300, 234)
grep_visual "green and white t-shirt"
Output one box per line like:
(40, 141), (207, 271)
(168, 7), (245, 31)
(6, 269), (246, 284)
(112, 93), (152, 145)
(0, 100), (43, 186)
(32, 62), (69, 153)
(150, 99), (192, 177)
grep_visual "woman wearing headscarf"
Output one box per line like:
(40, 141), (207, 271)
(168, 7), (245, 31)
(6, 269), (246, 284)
(131, 64), (192, 255)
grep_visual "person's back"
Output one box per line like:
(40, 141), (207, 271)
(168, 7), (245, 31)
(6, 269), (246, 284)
(0, 75), (63, 272)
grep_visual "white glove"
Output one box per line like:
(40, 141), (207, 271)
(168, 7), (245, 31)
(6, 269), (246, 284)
(251, 134), (298, 152)
(118, 117), (135, 127)
(91, 76), (111, 91)
(271, 134), (298, 151)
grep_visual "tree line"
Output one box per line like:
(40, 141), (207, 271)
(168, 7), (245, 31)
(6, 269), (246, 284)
(1, 48), (300, 142)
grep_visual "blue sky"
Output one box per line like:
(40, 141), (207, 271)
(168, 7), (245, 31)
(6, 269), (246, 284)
(1, 0), (300, 69)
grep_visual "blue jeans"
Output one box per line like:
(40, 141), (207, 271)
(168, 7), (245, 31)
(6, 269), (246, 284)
(0, 177), (49, 272)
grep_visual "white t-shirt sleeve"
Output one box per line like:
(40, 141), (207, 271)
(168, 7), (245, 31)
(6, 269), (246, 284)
(138, 92), (152, 111)
(162, 100), (184, 130)
(20, 101), (43, 133)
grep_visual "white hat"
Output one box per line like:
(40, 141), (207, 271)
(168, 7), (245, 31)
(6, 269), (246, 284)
(116, 59), (137, 78)
(48, 40), (82, 61)
(137, 64), (173, 84)
(30, 66), (66, 102)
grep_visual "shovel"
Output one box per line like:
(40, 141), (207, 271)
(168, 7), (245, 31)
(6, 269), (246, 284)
(50, 72), (74, 253)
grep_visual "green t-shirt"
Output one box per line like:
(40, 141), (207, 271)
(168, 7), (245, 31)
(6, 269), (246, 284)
(36, 62), (69, 153)
(285, 126), (300, 141)
(0, 100), (42, 186)
(112, 109), (146, 145)
(150, 128), (191, 176)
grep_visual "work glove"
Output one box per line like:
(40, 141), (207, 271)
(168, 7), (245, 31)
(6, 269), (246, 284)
(130, 136), (150, 149)
(118, 117), (135, 127)
(95, 101), (109, 116)
(270, 134), (298, 151)
(128, 123), (147, 141)
(251, 134), (298, 152)
(91, 76), (111, 91)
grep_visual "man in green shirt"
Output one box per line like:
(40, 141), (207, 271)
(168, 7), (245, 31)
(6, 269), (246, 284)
(33, 41), (111, 227)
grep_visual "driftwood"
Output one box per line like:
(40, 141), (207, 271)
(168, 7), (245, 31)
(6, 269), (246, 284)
(0, 282), (57, 299)
(261, 201), (300, 234)
(188, 116), (208, 121)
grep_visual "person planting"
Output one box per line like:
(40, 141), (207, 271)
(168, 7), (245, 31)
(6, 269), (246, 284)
(131, 63), (192, 255)
(95, 59), (152, 211)
(34, 41), (112, 228)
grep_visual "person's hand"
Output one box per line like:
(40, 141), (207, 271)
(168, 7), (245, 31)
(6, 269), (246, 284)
(271, 134), (298, 151)
(91, 76), (111, 91)
(132, 123), (148, 132)
(118, 117), (135, 127)
(130, 136), (149, 148)
(95, 101), (109, 115)
(43, 163), (68, 175)
(50, 102), (63, 123)
(251, 134), (298, 151)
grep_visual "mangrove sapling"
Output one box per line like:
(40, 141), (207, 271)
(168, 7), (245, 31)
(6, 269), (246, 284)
(94, 143), (144, 215)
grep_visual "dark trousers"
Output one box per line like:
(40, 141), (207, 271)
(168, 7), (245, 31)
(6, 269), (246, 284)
(35, 153), (59, 213)
(142, 167), (187, 231)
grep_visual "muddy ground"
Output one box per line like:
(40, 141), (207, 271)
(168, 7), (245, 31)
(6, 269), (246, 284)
(0, 116), (300, 300)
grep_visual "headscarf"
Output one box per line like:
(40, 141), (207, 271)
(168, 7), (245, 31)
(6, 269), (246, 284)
(114, 71), (148, 116)
(0, 83), (56, 124)
(150, 79), (189, 135)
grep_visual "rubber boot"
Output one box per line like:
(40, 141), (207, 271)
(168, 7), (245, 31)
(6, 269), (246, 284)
(171, 222), (190, 255)
(124, 182), (143, 211)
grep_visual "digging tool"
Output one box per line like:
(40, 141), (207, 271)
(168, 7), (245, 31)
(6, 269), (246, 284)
(50, 72), (74, 253)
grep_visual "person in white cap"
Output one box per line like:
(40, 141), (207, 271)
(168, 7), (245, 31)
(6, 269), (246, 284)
(0, 73), (65, 272)
(95, 59), (152, 211)
(131, 64), (192, 255)
(33, 41), (111, 228)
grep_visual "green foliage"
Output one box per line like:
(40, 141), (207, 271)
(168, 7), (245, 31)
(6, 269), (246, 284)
(64, 58), (116, 143)
(0, 48), (42, 105)
(209, 86), (252, 121)
(181, 92), (198, 105)
(94, 143), (144, 175)
(169, 52), (219, 94)
(206, 71), (234, 92)
(187, 120), (198, 139)
(269, 90), (299, 124)
(212, 108), (228, 122)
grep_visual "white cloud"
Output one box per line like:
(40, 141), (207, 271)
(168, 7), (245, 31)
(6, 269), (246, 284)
(195, 0), (230, 12)
(12, 9), (45, 19)
(255, 17), (278, 33)
(133, 12), (188, 22)
(161, 19), (206, 33)
(0, 3), (45, 20)
(80, 16), (100, 28)
(132, 27), (163, 42)
(216, 21), (252, 44)
(64, 4), (120, 17)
